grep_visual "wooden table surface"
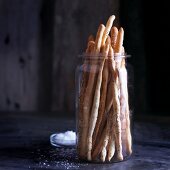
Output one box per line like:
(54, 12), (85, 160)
(0, 112), (170, 170)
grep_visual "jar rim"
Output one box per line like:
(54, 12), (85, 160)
(78, 52), (131, 59)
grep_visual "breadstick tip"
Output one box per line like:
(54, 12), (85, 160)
(88, 40), (95, 46)
(88, 34), (95, 42)
(99, 24), (105, 31)
(109, 15), (116, 21)
(120, 27), (124, 32)
(101, 15), (115, 46)
(94, 24), (105, 53)
(115, 27), (124, 53)
(106, 36), (111, 45)
(119, 27), (124, 39)
(111, 27), (118, 35)
(86, 41), (95, 53)
(111, 26), (118, 31)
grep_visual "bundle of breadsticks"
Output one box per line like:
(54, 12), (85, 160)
(77, 15), (132, 162)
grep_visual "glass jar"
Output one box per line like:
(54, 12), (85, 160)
(75, 52), (133, 163)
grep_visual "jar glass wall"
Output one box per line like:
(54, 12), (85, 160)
(75, 53), (133, 163)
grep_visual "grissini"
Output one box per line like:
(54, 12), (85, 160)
(88, 34), (95, 42)
(95, 24), (106, 53)
(80, 24), (105, 159)
(92, 59), (109, 147)
(78, 41), (95, 158)
(118, 57), (132, 155)
(92, 38), (110, 147)
(98, 28), (119, 161)
(115, 27), (132, 155)
(110, 69), (123, 161)
(104, 26), (119, 117)
(99, 43), (113, 162)
(111, 26), (118, 50)
(92, 121), (107, 160)
(115, 27), (124, 53)
(106, 46), (116, 161)
(87, 38), (110, 161)
(101, 15), (115, 47)
(111, 28), (124, 161)
(106, 128), (115, 161)
(100, 115), (110, 162)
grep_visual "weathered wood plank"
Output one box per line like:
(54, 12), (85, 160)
(0, 0), (41, 111)
(0, 0), (120, 114)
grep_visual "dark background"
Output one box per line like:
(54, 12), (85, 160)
(0, 0), (169, 117)
(121, 0), (170, 117)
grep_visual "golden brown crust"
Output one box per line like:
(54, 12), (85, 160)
(101, 15), (115, 47)
(111, 26), (118, 50)
(94, 24), (105, 53)
(115, 27), (124, 53)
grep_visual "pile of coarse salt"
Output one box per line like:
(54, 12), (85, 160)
(52, 131), (76, 146)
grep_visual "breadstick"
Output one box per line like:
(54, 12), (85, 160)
(104, 27), (118, 116)
(108, 27), (125, 161)
(108, 45), (123, 161)
(93, 106), (115, 162)
(95, 24), (105, 53)
(87, 38), (110, 161)
(88, 34), (94, 42)
(106, 129), (115, 161)
(92, 122), (107, 160)
(92, 45), (114, 161)
(92, 37), (110, 146)
(101, 15), (115, 47)
(111, 74), (123, 161)
(100, 45), (115, 162)
(115, 27), (132, 156)
(115, 28), (132, 154)
(104, 45), (115, 115)
(115, 27), (124, 53)
(98, 46), (114, 138)
(92, 59), (109, 146)
(119, 58), (132, 155)
(78, 41), (95, 158)
(80, 24), (105, 159)
(111, 26), (118, 50)
(92, 109), (108, 151)
(100, 118), (110, 162)
(106, 46), (116, 161)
